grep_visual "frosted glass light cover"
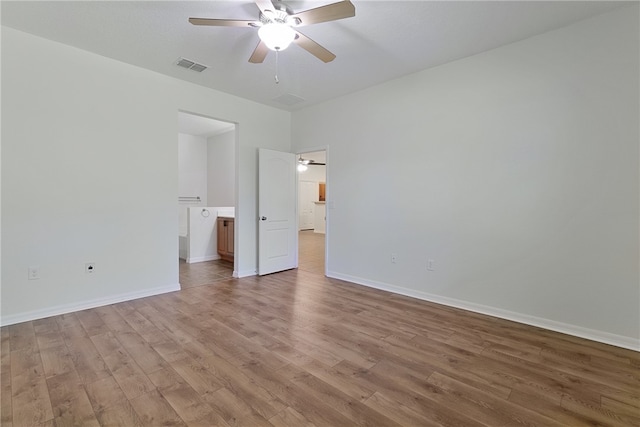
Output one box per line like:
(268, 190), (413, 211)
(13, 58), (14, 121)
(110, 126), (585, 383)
(259, 23), (296, 51)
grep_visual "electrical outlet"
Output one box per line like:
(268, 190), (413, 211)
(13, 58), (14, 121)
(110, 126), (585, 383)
(391, 253), (397, 264)
(28, 266), (40, 280)
(85, 263), (96, 274)
(427, 258), (435, 271)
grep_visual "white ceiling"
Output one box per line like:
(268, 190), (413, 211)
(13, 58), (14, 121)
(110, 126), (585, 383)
(1, 1), (628, 112)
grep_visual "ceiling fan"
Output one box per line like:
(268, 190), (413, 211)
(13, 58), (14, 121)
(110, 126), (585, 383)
(298, 156), (325, 165)
(189, 0), (355, 63)
(297, 155), (325, 171)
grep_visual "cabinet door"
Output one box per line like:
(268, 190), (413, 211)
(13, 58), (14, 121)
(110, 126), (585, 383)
(217, 217), (227, 255)
(227, 220), (234, 255)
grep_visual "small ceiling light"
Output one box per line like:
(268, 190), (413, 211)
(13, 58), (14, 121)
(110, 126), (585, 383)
(297, 163), (308, 172)
(259, 23), (296, 51)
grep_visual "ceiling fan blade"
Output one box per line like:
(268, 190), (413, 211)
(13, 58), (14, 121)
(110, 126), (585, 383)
(189, 17), (259, 27)
(293, 31), (336, 63)
(292, 0), (355, 26)
(249, 40), (269, 63)
(254, 0), (274, 15)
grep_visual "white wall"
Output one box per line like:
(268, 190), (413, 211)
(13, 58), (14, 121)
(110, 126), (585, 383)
(1, 27), (291, 324)
(292, 6), (639, 349)
(207, 130), (235, 207)
(178, 133), (208, 235)
(297, 164), (326, 183)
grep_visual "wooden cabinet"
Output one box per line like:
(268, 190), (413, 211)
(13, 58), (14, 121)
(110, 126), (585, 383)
(217, 216), (234, 262)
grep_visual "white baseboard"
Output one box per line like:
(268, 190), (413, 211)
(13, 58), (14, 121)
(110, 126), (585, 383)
(187, 254), (220, 264)
(235, 269), (256, 278)
(0, 283), (181, 327)
(327, 271), (639, 352)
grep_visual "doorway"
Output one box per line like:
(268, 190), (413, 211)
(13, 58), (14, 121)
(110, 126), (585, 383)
(177, 111), (236, 287)
(296, 150), (327, 275)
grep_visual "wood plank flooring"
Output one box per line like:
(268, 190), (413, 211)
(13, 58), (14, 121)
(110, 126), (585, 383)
(1, 241), (638, 426)
(179, 230), (324, 288)
(298, 230), (325, 275)
(179, 259), (234, 289)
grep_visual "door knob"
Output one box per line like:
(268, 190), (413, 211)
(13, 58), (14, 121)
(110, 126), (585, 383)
(261, 216), (267, 221)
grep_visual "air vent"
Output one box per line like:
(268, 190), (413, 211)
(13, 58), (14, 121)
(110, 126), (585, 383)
(175, 57), (208, 72)
(273, 93), (305, 106)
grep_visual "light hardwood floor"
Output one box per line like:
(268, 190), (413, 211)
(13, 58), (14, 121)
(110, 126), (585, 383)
(179, 259), (234, 289)
(178, 230), (324, 289)
(297, 230), (325, 275)
(1, 238), (638, 426)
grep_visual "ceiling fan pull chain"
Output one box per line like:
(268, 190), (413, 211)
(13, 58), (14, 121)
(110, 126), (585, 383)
(274, 49), (280, 84)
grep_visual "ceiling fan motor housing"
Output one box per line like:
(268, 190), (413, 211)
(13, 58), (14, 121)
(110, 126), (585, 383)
(260, 8), (300, 26)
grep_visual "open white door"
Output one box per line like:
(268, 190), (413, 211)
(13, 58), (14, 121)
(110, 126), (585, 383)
(258, 148), (298, 275)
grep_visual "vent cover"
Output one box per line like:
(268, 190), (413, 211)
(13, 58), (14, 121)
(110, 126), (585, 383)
(175, 57), (208, 72)
(273, 93), (305, 106)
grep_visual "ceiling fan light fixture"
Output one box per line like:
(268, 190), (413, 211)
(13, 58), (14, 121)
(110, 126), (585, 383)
(258, 22), (296, 51)
(297, 163), (308, 172)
